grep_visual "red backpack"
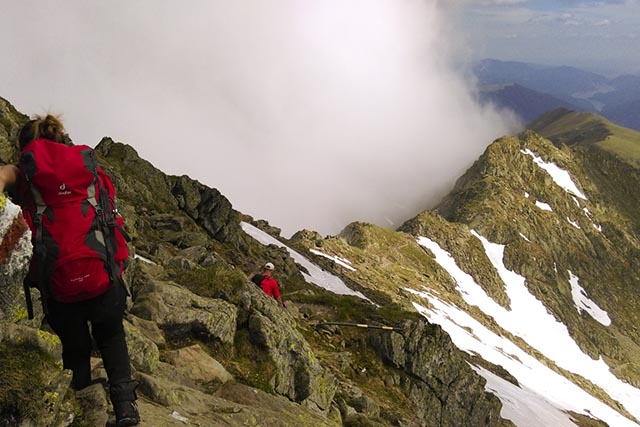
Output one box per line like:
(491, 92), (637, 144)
(19, 138), (129, 315)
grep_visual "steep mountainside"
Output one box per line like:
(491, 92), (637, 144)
(2, 95), (640, 427)
(291, 126), (640, 425)
(0, 96), (508, 427)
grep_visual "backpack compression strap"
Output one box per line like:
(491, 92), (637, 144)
(82, 149), (124, 291)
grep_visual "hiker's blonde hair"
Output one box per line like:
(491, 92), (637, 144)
(18, 114), (66, 149)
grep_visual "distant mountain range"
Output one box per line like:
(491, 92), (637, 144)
(475, 59), (640, 131)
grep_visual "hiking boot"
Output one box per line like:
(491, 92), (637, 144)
(114, 400), (140, 427)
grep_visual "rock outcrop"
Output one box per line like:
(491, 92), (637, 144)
(0, 196), (31, 323)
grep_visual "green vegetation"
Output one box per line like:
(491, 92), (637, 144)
(529, 109), (640, 167)
(0, 341), (57, 425)
(169, 264), (247, 302)
(290, 289), (419, 327)
(205, 328), (278, 395)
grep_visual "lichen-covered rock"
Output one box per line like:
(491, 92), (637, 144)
(124, 319), (160, 374)
(127, 314), (166, 347)
(74, 383), (109, 427)
(130, 275), (237, 344)
(136, 372), (341, 427)
(163, 344), (233, 385)
(0, 339), (72, 427)
(170, 175), (242, 245)
(0, 195), (32, 323)
(0, 96), (28, 164)
(369, 320), (503, 426)
(2, 323), (61, 359)
(242, 289), (337, 411)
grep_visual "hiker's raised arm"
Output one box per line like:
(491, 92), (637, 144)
(0, 165), (18, 193)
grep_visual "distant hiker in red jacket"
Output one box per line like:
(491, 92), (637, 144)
(0, 115), (140, 427)
(251, 262), (286, 308)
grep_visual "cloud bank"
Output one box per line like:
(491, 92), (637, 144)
(0, 0), (516, 236)
(463, 0), (640, 74)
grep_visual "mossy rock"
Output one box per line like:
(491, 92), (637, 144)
(0, 341), (71, 426)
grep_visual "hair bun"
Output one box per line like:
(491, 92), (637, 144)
(18, 114), (66, 148)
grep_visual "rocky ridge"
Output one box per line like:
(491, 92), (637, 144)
(3, 92), (639, 425)
(0, 96), (508, 427)
(291, 130), (640, 425)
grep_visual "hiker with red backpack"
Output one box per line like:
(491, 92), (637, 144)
(0, 115), (140, 427)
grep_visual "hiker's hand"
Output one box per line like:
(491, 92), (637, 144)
(0, 165), (18, 193)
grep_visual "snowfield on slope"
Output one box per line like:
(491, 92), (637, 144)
(240, 222), (366, 298)
(414, 232), (640, 427)
(569, 270), (611, 326)
(470, 366), (581, 427)
(521, 148), (587, 200)
(309, 249), (356, 271)
(535, 200), (553, 211)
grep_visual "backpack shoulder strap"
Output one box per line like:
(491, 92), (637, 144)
(81, 148), (127, 292)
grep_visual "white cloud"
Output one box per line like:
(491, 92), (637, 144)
(0, 1), (517, 236)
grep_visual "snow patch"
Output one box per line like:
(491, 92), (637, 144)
(572, 196), (581, 207)
(521, 149), (587, 200)
(241, 222), (366, 299)
(416, 233), (640, 423)
(519, 233), (530, 242)
(593, 224), (603, 232)
(535, 201), (553, 211)
(408, 291), (638, 427)
(524, 192), (530, 199)
(134, 254), (156, 265)
(567, 218), (581, 229)
(471, 365), (580, 427)
(309, 249), (356, 271)
(569, 271), (611, 326)
(170, 411), (189, 423)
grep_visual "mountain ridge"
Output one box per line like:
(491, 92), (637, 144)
(475, 59), (640, 131)
(2, 96), (640, 426)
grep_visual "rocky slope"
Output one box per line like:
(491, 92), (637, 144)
(0, 96), (508, 427)
(291, 129), (640, 425)
(2, 92), (639, 426)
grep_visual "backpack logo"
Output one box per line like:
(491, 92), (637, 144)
(58, 183), (71, 196)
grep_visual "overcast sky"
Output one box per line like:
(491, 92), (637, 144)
(1, 1), (521, 236)
(461, 0), (640, 75)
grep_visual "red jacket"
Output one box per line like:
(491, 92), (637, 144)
(260, 276), (281, 299)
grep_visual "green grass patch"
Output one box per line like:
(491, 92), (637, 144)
(0, 341), (56, 425)
(169, 265), (247, 302)
(529, 109), (640, 167)
(223, 328), (277, 394)
(290, 289), (419, 327)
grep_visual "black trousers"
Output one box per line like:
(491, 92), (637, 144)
(46, 283), (133, 393)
